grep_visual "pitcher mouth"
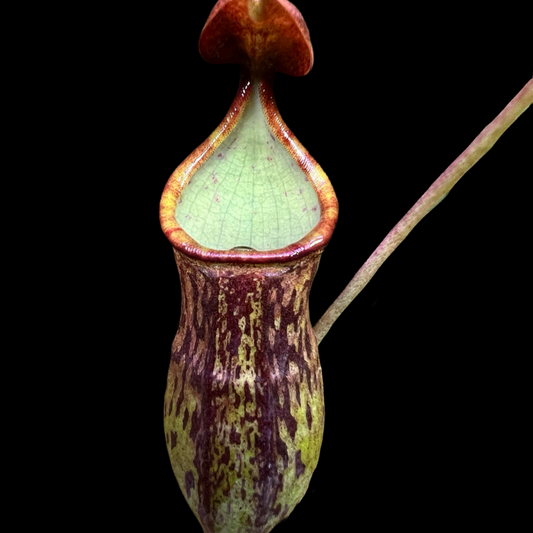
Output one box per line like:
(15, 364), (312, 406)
(160, 71), (338, 264)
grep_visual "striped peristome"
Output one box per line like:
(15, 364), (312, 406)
(164, 249), (325, 533)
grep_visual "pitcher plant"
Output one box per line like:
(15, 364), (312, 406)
(159, 1), (533, 532)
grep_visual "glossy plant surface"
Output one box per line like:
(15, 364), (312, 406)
(154, 2), (532, 530)
(160, 71), (337, 262)
(164, 250), (324, 532)
(160, 1), (337, 532)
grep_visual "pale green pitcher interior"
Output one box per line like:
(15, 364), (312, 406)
(175, 84), (320, 251)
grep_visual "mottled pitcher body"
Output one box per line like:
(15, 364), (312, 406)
(164, 249), (325, 533)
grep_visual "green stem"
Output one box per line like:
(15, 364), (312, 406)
(314, 78), (533, 345)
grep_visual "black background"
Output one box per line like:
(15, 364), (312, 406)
(58, 2), (531, 530)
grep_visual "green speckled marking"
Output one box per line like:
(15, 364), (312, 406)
(165, 251), (325, 533)
(175, 83), (320, 251)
